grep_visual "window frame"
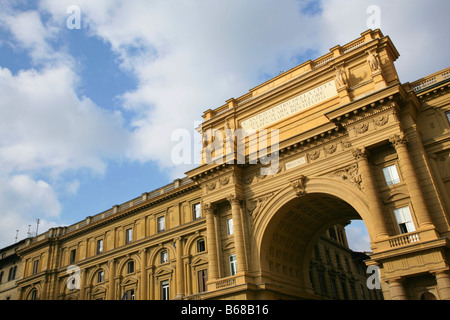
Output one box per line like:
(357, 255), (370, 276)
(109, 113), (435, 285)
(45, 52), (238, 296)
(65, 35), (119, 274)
(229, 254), (237, 276)
(161, 280), (169, 300)
(97, 239), (104, 254)
(97, 270), (104, 283)
(226, 218), (234, 236)
(70, 249), (76, 264)
(393, 206), (416, 234)
(197, 239), (206, 253)
(127, 261), (135, 274)
(157, 216), (165, 233)
(193, 202), (202, 220)
(125, 228), (133, 244)
(32, 260), (39, 275)
(161, 250), (168, 264)
(198, 269), (208, 293)
(382, 164), (401, 186)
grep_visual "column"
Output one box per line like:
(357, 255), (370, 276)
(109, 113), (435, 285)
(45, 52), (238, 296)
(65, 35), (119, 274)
(353, 147), (389, 239)
(228, 194), (247, 273)
(175, 237), (185, 299)
(108, 259), (115, 300)
(389, 278), (408, 300)
(389, 133), (434, 230)
(435, 271), (450, 300)
(79, 269), (85, 300)
(149, 267), (154, 300)
(185, 260), (192, 296)
(204, 203), (219, 280)
(140, 249), (147, 300)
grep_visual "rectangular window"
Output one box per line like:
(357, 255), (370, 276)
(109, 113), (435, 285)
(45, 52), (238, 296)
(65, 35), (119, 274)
(161, 251), (168, 264)
(193, 203), (202, 220)
(98, 270), (104, 283)
(318, 273), (327, 295)
(161, 280), (169, 300)
(97, 239), (103, 254)
(446, 111), (450, 125)
(197, 239), (206, 253)
(32, 260), (39, 275)
(394, 206), (416, 234)
(330, 277), (339, 299)
(123, 289), (135, 300)
(226, 218), (234, 235)
(70, 249), (76, 264)
(198, 270), (208, 293)
(126, 228), (133, 244)
(229, 254), (237, 276)
(127, 261), (135, 274)
(157, 216), (165, 232)
(382, 164), (401, 186)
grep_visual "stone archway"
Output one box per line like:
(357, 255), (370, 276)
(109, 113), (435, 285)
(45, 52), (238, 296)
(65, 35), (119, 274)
(254, 177), (374, 299)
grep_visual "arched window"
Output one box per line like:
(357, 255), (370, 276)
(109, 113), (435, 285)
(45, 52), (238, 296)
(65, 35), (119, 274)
(7, 266), (17, 281)
(30, 289), (37, 300)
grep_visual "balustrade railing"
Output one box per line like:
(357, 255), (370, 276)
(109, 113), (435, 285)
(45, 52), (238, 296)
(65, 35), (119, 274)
(389, 232), (421, 248)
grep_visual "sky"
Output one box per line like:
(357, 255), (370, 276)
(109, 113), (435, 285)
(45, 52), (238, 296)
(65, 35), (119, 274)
(0, 0), (448, 251)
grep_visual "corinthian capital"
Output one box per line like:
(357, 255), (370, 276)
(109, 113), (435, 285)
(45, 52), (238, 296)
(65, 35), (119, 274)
(202, 202), (215, 215)
(227, 194), (242, 206)
(389, 132), (408, 148)
(352, 147), (368, 161)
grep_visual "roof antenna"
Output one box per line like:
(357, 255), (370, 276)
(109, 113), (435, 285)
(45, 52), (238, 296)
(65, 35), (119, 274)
(36, 219), (40, 236)
(27, 225), (31, 238)
(15, 230), (19, 243)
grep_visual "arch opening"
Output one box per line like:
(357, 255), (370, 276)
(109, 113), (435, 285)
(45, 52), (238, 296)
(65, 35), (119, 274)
(258, 192), (381, 300)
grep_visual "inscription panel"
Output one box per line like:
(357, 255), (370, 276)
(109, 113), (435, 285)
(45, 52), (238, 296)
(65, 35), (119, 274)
(240, 80), (338, 131)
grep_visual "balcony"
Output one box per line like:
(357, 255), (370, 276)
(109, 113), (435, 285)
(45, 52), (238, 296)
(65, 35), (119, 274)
(389, 232), (421, 248)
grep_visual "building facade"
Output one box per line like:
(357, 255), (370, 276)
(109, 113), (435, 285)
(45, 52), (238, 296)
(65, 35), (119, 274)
(4, 29), (450, 300)
(0, 240), (26, 300)
(310, 224), (384, 300)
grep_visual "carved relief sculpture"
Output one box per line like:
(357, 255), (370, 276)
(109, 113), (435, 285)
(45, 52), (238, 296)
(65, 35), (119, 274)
(366, 50), (381, 72)
(334, 66), (348, 88)
(291, 175), (307, 196)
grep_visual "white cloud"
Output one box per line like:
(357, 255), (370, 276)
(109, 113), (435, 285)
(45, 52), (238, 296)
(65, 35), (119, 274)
(0, 174), (61, 246)
(0, 2), (132, 247)
(0, 65), (129, 175)
(39, 0), (450, 179)
(345, 221), (372, 252)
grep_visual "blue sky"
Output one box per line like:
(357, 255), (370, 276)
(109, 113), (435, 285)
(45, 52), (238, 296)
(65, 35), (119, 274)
(0, 0), (448, 251)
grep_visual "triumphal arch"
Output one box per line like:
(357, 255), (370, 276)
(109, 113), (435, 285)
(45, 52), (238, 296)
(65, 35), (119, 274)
(11, 29), (450, 300)
(187, 29), (450, 300)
